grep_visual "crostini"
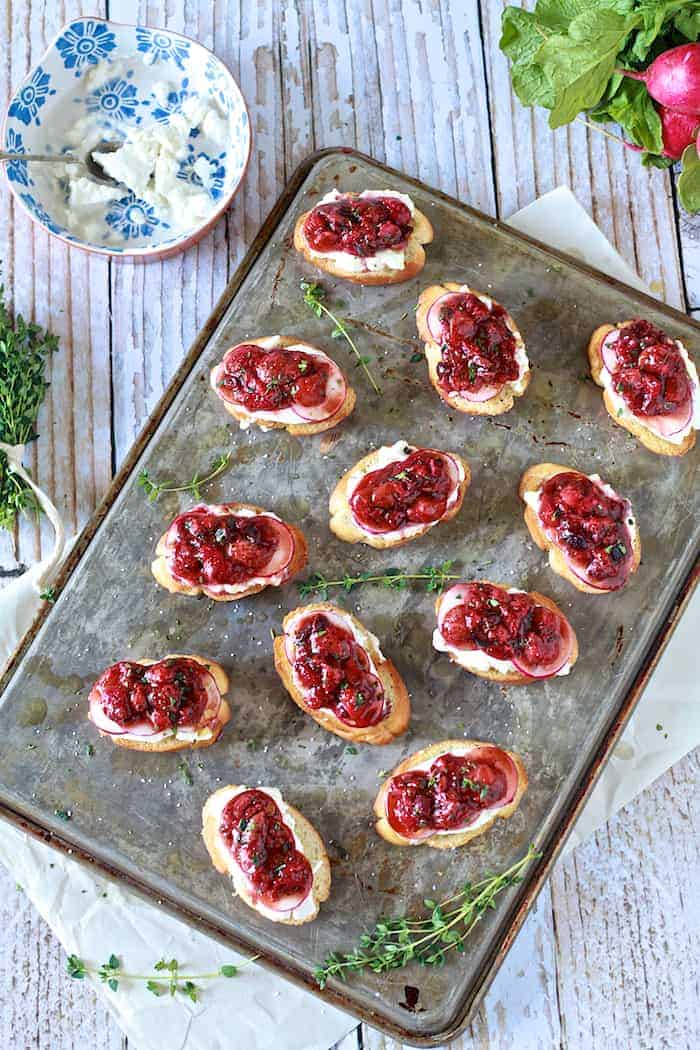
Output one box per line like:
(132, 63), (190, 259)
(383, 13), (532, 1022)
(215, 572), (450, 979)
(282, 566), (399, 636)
(202, 784), (331, 925)
(374, 740), (527, 849)
(273, 602), (410, 745)
(151, 502), (307, 601)
(329, 441), (470, 549)
(433, 581), (578, 683)
(210, 336), (356, 435)
(588, 318), (698, 456)
(519, 463), (641, 594)
(416, 282), (531, 415)
(293, 188), (433, 285)
(88, 654), (230, 752)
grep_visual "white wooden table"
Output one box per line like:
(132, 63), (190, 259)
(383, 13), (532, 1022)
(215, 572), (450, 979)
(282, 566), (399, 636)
(0, 3), (698, 1048)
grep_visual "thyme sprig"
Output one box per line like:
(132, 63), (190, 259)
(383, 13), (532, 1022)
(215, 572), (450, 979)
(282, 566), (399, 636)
(0, 284), (58, 531)
(300, 280), (382, 395)
(314, 845), (540, 988)
(298, 561), (459, 599)
(138, 452), (230, 503)
(67, 952), (258, 1000)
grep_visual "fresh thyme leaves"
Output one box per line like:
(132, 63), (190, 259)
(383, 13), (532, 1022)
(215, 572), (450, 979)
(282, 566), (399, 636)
(66, 952), (258, 999)
(300, 280), (382, 395)
(138, 451), (231, 503)
(461, 776), (489, 800)
(54, 808), (72, 821)
(177, 759), (194, 786)
(40, 587), (56, 603)
(0, 285), (58, 532)
(298, 561), (459, 599)
(314, 845), (540, 988)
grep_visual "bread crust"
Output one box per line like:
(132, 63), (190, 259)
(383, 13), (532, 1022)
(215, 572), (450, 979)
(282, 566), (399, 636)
(293, 195), (434, 285)
(416, 282), (531, 415)
(202, 784), (331, 925)
(273, 602), (410, 744)
(373, 739), (528, 849)
(328, 446), (470, 550)
(151, 502), (308, 602)
(91, 654), (231, 753)
(210, 336), (356, 436)
(433, 581), (579, 684)
(519, 462), (642, 594)
(588, 321), (696, 456)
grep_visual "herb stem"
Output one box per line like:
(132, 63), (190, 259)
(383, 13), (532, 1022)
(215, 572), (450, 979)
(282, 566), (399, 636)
(138, 452), (231, 503)
(301, 281), (382, 395)
(298, 562), (460, 599)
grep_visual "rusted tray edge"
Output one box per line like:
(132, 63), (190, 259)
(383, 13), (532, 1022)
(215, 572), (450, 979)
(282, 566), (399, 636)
(0, 147), (697, 1045)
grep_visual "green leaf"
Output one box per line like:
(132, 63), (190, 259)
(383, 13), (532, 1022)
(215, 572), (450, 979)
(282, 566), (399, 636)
(674, 6), (700, 40)
(630, 1), (699, 61)
(146, 980), (165, 996)
(500, 7), (555, 108)
(107, 978), (119, 992)
(67, 954), (86, 979)
(108, 954), (119, 970)
(678, 144), (700, 213)
(220, 964), (238, 977)
(589, 76), (662, 153)
(537, 8), (641, 128)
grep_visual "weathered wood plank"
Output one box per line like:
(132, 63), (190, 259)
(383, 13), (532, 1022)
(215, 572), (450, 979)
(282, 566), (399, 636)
(0, 865), (123, 1050)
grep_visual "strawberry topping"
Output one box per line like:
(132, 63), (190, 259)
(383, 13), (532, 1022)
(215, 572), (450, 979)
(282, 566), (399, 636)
(385, 747), (517, 838)
(290, 612), (387, 727)
(433, 292), (520, 398)
(349, 447), (457, 533)
(303, 195), (412, 257)
(220, 790), (312, 910)
(92, 657), (213, 732)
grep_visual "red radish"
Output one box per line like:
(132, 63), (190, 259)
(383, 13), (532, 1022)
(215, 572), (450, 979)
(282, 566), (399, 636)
(426, 292), (464, 341)
(436, 583), (476, 635)
(459, 381), (503, 402)
(658, 105), (700, 159)
(643, 397), (693, 438)
(620, 44), (700, 117)
(291, 366), (346, 422)
(511, 615), (574, 680)
(88, 695), (157, 737)
(567, 557), (621, 591)
(256, 519), (295, 577)
(600, 331), (620, 374)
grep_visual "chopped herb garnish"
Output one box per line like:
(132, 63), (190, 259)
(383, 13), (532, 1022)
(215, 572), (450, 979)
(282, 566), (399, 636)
(346, 745), (359, 755)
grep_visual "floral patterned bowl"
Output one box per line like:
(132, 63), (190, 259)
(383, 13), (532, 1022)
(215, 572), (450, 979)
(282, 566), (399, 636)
(2, 18), (251, 259)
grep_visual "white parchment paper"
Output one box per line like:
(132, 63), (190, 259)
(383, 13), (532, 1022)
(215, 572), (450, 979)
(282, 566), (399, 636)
(0, 187), (696, 1050)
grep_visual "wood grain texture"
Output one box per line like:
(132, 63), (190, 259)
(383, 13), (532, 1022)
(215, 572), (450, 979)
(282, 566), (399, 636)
(0, 1), (698, 1048)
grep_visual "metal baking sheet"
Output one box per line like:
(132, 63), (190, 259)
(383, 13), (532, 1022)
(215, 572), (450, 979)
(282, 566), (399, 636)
(0, 149), (697, 1046)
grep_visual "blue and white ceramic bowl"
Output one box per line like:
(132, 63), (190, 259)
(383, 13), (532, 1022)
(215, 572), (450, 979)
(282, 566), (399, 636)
(3, 18), (251, 259)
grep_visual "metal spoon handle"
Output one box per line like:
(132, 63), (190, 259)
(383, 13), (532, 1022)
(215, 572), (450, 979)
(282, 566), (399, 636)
(0, 151), (80, 164)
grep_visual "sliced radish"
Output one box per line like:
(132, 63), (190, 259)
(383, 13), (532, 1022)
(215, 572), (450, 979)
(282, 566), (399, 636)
(457, 381), (502, 403)
(642, 397), (693, 437)
(261, 887), (311, 913)
(566, 557), (621, 592)
(199, 670), (223, 726)
(284, 632), (296, 665)
(600, 331), (620, 374)
(436, 583), (478, 639)
(291, 364), (346, 422)
(511, 613), (574, 680)
(88, 694), (156, 737)
(426, 292), (462, 341)
(256, 518), (296, 578)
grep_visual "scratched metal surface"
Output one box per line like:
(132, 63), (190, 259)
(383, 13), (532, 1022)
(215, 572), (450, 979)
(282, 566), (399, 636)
(0, 151), (697, 1043)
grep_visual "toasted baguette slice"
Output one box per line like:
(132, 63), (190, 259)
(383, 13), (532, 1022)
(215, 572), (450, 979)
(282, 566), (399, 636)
(202, 784), (331, 925)
(293, 190), (433, 285)
(588, 322), (697, 456)
(433, 582), (578, 684)
(416, 282), (530, 415)
(210, 336), (356, 436)
(328, 442), (470, 550)
(374, 739), (528, 849)
(274, 602), (410, 744)
(519, 463), (641, 595)
(152, 502), (308, 602)
(88, 654), (231, 753)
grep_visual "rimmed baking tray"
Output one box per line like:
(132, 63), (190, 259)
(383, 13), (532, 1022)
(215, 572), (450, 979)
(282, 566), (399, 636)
(0, 149), (697, 1045)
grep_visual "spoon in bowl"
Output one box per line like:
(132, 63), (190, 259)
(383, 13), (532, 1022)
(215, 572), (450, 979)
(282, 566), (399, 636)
(0, 141), (122, 187)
